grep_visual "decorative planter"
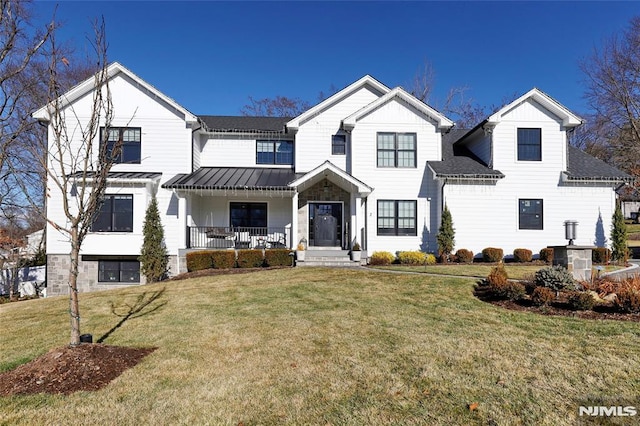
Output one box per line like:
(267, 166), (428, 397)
(296, 250), (305, 262)
(351, 251), (362, 262)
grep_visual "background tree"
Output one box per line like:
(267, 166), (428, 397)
(35, 18), (117, 346)
(581, 16), (640, 178)
(139, 196), (168, 283)
(436, 204), (455, 262)
(240, 95), (310, 117)
(611, 202), (627, 263)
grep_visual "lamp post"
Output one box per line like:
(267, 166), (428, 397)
(564, 220), (578, 245)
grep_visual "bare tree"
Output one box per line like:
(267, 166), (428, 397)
(35, 19), (118, 346)
(240, 95), (310, 117)
(581, 16), (640, 176)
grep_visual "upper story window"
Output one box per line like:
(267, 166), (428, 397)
(101, 127), (141, 164)
(517, 128), (541, 161)
(332, 134), (346, 155)
(377, 133), (416, 168)
(256, 140), (293, 165)
(519, 199), (543, 230)
(92, 194), (134, 232)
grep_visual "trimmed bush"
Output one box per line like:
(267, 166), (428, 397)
(210, 250), (236, 269)
(488, 280), (526, 301)
(592, 247), (611, 264)
(236, 249), (264, 268)
(513, 248), (532, 263)
(455, 249), (474, 264)
(539, 247), (554, 263)
(398, 251), (427, 265)
(531, 286), (555, 306)
(487, 264), (508, 286)
(264, 249), (293, 267)
(482, 247), (504, 263)
(615, 289), (640, 313)
(369, 251), (395, 265)
(567, 291), (596, 311)
(535, 265), (579, 291)
(425, 253), (437, 265)
(186, 251), (213, 272)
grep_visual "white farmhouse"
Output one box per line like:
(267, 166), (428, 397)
(34, 63), (630, 295)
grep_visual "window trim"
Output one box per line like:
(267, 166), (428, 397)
(518, 198), (543, 230)
(92, 194), (134, 233)
(332, 134), (346, 155)
(100, 127), (141, 164)
(377, 200), (417, 236)
(98, 260), (140, 283)
(376, 132), (417, 168)
(256, 140), (294, 165)
(517, 128), (542, 162)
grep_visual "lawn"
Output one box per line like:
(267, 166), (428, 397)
(373, 264), (544, 279)
(1, 268), (639, 425)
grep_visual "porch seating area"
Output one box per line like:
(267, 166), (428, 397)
(187, 226), (289, 250)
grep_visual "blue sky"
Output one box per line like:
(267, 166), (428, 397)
(34, 1), (638, 119)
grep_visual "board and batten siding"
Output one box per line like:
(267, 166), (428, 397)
(295, 85), (382, 173)
(349, 99), (443, 253)
(46, 72), (193, 257)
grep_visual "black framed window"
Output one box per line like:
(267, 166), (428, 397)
(332, 134), (346, 155)
(377, 133), (416, 168)
(517, 128), (541, 161)
(92, 194), (133, 232)
(519, 199), (543, 230)
(256, 140), (293, 165)
(230, 202), (267, 228)
(98, 260), (140, 283)
(377, 200), (417, 236)
(101, 127), (141, 164)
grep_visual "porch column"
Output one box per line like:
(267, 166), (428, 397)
(291, 191), (298, 249)
(177, 193), (187, 249)
(350, 192), (357, 247)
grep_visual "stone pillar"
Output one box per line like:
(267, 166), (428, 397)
(550, 245), (594, 281)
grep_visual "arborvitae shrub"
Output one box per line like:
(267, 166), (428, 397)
(482, 247), (504, 263)
(539, 248), (554, 263)
(264, 249), (292, 267)
(455, 249), (474, 264)
(369, 251), (395, 265)
(592, 247), (611, 264)
(535, 265), (579, 291)
(186, 251), (213, 272)
(568, 291), (596, 311)
(211, 251), (236, 269)
(531, 286), (555, 306)
(236, 249), (264, 268)
(513, 248), (532, 263)
(487, 264), (508, 286)
(615, 289), (640, 313)
(398, 251), (427, 265)
(139, 197), (169, 282)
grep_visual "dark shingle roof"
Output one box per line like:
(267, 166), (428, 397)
(565, 145), (632, 181)
(162, 167), (303, 191)
(428, 129), (505, 179)
(199, 116), (291, 133)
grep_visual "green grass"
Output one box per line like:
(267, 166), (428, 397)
(1, 268), (640, 425)
(373, 264), (544, 279)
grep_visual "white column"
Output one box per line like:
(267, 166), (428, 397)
(291, 191), (298, 249)
(350, 192), (357, 246)
(177, 192), (187, 249)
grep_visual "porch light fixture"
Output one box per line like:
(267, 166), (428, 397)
(323, 181), (330, 193)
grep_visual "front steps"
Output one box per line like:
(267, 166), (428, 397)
(297, 249), (363, 267)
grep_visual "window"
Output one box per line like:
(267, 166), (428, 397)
(517, 128), (541, 161)
(256, 140), (293, 165)
(230, 202), (267, 228)
(101, 127), (141, 164)
(377, 200), (417, 236)
(332, 134), (346, 155)
(92, 195), (134, 232)
(98, 260), (140, 283)
(519, 199), (543, 230)
(377, 133), (416, 168)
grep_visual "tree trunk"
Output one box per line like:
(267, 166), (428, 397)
(68, 227), (81, 346)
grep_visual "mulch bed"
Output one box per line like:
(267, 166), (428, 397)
(0, 344), (155, 396)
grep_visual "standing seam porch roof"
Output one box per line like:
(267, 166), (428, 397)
(162, 167), (303, 191)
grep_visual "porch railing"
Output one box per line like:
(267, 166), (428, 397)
(187, 226), (289, 250)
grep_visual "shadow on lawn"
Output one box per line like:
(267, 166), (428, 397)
(97, 288), (167, 343)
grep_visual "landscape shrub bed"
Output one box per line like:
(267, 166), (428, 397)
(237, 250), (265, 268)
(264, 249), (292, 267)
(186, 251), (213, 272)
(369, 251), (395, 265)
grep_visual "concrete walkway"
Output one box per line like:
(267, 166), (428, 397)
(599, 260), (640, 280)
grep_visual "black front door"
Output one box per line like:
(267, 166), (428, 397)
(310, 203), (342, 247)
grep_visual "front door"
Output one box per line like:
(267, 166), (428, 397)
(309, 203), (342, 247)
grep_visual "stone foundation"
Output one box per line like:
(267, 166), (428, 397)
(46, 254), (178, 296)
(551, 245), (594, 281)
